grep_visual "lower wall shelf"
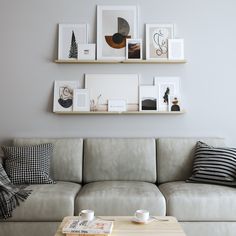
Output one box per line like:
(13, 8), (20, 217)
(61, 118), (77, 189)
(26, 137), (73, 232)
(54, 111), (185, 115)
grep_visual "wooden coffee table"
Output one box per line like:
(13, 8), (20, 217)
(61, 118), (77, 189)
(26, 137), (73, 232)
(55, 216), (186, 236)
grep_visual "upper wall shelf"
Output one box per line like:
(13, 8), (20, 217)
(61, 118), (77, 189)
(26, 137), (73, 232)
(54, 59), (187, 64)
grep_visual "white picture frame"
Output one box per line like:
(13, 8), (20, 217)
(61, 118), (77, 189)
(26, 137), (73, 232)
(97, 5), (138, 60)
(154, 77), (180, 111)
(53, 81), (78, 112)
(73, 89), (90, 112)
(108, 99), (127, 112)
(58, 24), (88, 60)
(85, 74), (140, 111)
(146, 24), (174, 60)
(168, 39), (184, 60)
(139, 85), (158, 111)
(126, 39), (142, 60)
(168, 95), (181, 112)
(78, 44), (96, 60)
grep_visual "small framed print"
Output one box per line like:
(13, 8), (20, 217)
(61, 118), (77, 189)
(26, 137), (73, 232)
(154, 77), (180, 112)
(108, 99), (127, 112)
(168, 39), (184, 60)
(139, 85), (158, 111)
(73, 89), (90, 112)
(53, 81), (78, 112)
(126, 39), (142, 60)
(146, 24), (174, 60)
(168, 95), (181, 112)
(78, 44), (96, 60)
(58, 24), (88, 60)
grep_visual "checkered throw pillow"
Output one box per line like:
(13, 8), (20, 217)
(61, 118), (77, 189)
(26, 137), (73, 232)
(2, 144), (55, 185)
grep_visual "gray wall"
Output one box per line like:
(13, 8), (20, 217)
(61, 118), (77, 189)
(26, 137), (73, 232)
(1, 0), (236, 152)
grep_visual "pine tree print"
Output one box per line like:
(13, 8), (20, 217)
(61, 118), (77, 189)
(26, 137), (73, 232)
(69, 31), (78, 58)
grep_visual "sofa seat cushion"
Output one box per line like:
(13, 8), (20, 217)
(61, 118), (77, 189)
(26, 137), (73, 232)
(159, 181), (236, 221)
(75, 181), (166, 216)
(5, 181), (81, 222)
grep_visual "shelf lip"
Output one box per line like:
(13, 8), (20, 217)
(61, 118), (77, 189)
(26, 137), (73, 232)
(53, 111), (185, 115)
(54, 59), (187, 64)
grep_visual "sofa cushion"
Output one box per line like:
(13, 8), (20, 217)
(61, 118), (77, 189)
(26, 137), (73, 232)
(83, 138), (156, 183)
(156, 138), (225, 184)
(188, 141), (236, 186)
(4, 181), (81, 222)
(2, 144), (54, 185)
(75, 181), (166, 216)
(159, 181), (236, 221)
(13, 138), (83, 183)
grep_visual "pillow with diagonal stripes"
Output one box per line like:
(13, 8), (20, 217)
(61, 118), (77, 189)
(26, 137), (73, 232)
(187, 141), (236, 186)
(2, 144), (55, 185)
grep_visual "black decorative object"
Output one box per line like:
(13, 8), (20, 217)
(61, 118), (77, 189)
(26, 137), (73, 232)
(69, 31), (78, 59)
(163, 87), (170, 104)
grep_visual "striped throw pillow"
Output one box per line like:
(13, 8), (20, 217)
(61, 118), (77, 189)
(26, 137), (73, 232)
(187, 141), (236, 186)
(2, 144), (55, 185)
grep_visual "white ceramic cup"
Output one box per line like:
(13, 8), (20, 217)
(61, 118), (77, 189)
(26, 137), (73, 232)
(134, 209), (149, 222)
(79, 209), (94, 221)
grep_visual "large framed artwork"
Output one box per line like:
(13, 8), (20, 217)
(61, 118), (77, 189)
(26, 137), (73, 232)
(58, 24), (88, 60)
(53, 81), (78, 112)
(85, 74), (140, 111)
(154, 77), (180, 111)
(146, 24), (174, 60)
(97, 5), (138, 60)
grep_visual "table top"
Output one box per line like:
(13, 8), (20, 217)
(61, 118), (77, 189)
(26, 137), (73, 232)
(55, 216), (186, 236)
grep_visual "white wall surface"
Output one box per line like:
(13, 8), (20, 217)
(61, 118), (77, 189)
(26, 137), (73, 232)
(0, 0), (236, 148)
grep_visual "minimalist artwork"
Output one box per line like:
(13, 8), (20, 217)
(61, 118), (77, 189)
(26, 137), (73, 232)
(78, 44), (96, 60)
(58, 24), (88, 60)
(73, 89), (90, 111)
(85, 74), (140, 111)
(168, 95), (181, 112)
(97, 6), (138, 60)
(146, 24), (174, 60)
(53, 81), (78, 112)
(154, 77), (180, 111)
(126, 39), (142, 60)
(168, 39), (184, 60)
(139, 85), (158, 111)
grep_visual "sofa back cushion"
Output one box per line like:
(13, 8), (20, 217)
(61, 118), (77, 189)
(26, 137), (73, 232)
(157, 137), (225, 184)
(83, 138), (156, 183)
(13, 138), (83, 183)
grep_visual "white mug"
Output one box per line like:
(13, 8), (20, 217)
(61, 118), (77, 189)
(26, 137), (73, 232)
(135, 209), (149, 221)
(79, 209), (94, 221)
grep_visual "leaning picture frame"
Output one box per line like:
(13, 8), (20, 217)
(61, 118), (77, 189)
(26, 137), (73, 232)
(146, 24), (174, 60)
(58, 24), (88, 60)
(97, 5), (139, 60)
(53, 81), (78, 112)
(126, 39), (142, 60)
(73, 89), (90, 112)
(154, 77), (180, 111)
(139, 85), (158, 111)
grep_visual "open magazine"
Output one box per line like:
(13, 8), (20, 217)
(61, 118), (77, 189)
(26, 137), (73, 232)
(62, 219), (113, 235)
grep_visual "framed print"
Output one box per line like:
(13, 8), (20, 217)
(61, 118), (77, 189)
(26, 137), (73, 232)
(78, 44), (96, 60)
(53, 81), (78, 112)
(97, 5), (138, 60)
(126, 39), (142, 60)
(146, 24), (174, 60)
(154, 77), (180, 111)
(58, 24), (88, 60)
(73, 89), (90, 112)
(168, 39), (184, 60)
(85, 74), (140, 111)
(139, 85), (158, 111)
(108, 99), (127, 112)
(168, 95), (181, 112)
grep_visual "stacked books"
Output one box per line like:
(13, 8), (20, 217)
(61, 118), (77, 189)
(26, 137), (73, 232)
(62, 219), (114, 236)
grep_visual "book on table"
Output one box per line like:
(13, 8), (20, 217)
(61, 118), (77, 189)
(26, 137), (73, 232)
(62, 219), (113, 235)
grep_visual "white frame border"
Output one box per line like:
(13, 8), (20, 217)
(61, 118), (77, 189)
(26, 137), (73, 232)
(146, 24), (174, 60)
(126, 38), (142, 60)
(73, 89), (90, 111)
(97, 5), (139, 61)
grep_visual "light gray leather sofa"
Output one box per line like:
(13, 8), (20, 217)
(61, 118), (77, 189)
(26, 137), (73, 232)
(0, 137), (235, 236)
